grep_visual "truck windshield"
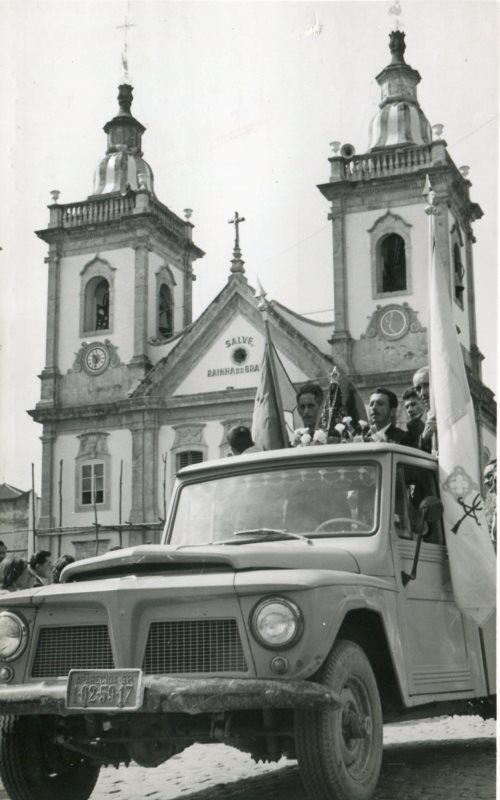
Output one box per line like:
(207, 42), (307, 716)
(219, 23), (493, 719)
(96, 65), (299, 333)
(168, 463), (380, 545)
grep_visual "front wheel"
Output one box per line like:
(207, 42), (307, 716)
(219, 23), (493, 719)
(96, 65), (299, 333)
(0, 715), (101, 800)
(295, 640), (383, 800)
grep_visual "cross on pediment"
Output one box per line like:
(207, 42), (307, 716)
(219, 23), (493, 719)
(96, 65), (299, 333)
(228, 211), (245, 251)
(228, 212), (246, 275)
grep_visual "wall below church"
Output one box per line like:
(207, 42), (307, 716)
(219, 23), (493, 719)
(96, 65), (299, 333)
(158, 420), (227, 511)
(52, 429), (133, 529)
(344, 205), (428, 341)
(58, 248), (136, 372)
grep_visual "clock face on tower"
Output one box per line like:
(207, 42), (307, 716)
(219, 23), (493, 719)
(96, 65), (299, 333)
(377, 306), (410, 341)
(83, 344), (110, 375)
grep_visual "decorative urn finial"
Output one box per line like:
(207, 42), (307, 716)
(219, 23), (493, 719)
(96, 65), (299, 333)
(389, 30), (406, 64)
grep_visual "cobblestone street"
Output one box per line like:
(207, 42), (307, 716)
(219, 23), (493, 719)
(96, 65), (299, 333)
(28, 714), (492, 800)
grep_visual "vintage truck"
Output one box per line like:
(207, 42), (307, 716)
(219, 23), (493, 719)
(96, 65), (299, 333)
(0, 442), (495, 800)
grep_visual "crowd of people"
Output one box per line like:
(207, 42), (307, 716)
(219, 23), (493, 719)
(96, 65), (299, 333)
(226, 363), (496, 547)
(0, 547), (76, 593)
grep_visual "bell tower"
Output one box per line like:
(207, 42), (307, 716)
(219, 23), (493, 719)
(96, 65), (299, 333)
(319, 31), (485, 403)
(32, 80), (204, 529)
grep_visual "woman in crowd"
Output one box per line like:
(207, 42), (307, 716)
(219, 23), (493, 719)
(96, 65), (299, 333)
(0, 557), (35, 592)
(52, 554), (75, 584)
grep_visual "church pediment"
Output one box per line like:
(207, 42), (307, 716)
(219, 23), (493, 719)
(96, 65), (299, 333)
(134, 277), (331, 399)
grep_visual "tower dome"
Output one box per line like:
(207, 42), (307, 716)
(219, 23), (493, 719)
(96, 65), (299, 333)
(369, 31), (432, 150)
(91, 83), (155, 196)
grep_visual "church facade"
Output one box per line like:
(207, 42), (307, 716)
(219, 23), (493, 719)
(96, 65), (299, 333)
(30, 31), (496, 557)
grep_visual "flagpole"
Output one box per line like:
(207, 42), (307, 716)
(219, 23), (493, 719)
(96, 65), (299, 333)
(424, 177), (438, 454)
(256, 279), (290, 447)
(263, 314), (290, 447)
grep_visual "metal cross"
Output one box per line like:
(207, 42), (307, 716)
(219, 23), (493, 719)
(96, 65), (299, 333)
(116, 5), (136, 77)
(116, 12), (136, 45)
(228, 212), (245, 251)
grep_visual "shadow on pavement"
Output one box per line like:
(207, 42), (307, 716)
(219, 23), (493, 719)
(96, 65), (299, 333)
(164, 738), (495, 800)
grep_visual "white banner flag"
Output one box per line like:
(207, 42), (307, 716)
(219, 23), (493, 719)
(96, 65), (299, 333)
(427, 199), (496, 626)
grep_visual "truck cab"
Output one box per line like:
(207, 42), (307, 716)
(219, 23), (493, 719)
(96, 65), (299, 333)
(0, 442), (494, 800)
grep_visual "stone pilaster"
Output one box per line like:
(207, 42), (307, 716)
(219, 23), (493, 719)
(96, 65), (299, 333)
(433, 197), (452, 294)
(38, 425), (56, 529)
(328, 208), (349, 337)
(129, 420), (159, 524)
(143, 423), (158, 522)
(183, 257), (194, 328)
(129, 426), (144, 524)
(39, 246), (62, 407)
(129, 240), (151, 373)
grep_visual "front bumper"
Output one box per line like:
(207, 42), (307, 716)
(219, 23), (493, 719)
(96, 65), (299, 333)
(0, 676), (340, 716)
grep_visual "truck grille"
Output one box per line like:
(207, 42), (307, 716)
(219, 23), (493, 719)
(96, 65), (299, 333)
(31, 625), (114, 678)
(142, 619), (248, 674)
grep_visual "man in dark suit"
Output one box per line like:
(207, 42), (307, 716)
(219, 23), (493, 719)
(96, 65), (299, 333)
(368, 388), (408, 444)
(402, 387), (429, 450)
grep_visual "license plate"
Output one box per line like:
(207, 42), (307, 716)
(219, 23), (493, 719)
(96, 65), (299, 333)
(66, 669), (143, 711)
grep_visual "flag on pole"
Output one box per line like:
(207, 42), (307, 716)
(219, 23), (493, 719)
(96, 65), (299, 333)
(251, 284), (299, 450)
(251, 331), (298, 450)
(426, 183), (495, 626)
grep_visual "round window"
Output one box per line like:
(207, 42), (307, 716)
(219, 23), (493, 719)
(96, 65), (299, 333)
(231, 346), (249, 365)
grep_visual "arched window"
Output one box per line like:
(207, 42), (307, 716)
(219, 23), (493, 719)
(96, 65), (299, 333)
(80, 257), (115, 336)
(369, 212), (412, 299)
(83, 277), (110, 333)
(158, 283), (174, 338)
(453, 243), (465, 307)
(379, 234), (406, 293)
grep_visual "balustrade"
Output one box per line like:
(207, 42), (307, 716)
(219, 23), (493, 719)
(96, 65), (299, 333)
(57, 192), (186, 239)
(336, 144), (434, 182)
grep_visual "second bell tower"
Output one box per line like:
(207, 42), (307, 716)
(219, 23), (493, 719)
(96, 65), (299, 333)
(319, 31), (484, 403)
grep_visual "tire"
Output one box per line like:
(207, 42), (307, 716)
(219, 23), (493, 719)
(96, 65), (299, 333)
(0, 715), (100, 800)
(295, 640), (383, 800)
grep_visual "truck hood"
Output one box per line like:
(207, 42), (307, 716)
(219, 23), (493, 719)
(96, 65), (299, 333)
(61, 542), (360, 582)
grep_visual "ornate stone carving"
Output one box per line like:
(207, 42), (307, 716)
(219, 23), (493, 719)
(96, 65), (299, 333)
(76, 432), (110, 459)
(172, 424), (206, 448)
(366, 210), (412, 235)
(362, 303), (425, 341)
(71, 340), (122, 374)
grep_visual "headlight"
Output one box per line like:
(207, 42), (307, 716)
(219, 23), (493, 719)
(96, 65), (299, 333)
(0, 612), (28, 661)
(251, 597), (303, 649)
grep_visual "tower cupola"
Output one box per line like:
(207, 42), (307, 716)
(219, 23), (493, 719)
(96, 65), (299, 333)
(368, 31), (432, 150)
(91, 83), (155, 196)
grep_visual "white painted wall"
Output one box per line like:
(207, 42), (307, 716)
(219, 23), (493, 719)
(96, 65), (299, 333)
(53, 429), (133, 528)
(344, 205), (429, 338)
(174, 316), (308, 395)
(158, 420), (232, 511)
(58, 248), (136, 372)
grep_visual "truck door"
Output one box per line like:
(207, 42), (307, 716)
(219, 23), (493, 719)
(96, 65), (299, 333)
(392, 459), (475, 696)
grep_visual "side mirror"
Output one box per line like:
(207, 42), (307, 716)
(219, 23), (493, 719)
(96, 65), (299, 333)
(419, 496), (444, 524)
(401, 496), (443, 586)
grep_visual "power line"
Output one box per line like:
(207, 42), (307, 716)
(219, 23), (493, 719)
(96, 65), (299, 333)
(451, 114), (498, 148)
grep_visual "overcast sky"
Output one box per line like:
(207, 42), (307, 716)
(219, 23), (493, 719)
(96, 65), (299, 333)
(0, 0), (498, 491)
